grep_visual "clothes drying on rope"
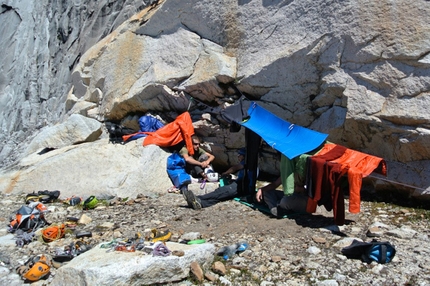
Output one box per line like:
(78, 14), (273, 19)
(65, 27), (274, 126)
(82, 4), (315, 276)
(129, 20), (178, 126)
(222, 101), (388, 225)
(305, 143), (387, 225)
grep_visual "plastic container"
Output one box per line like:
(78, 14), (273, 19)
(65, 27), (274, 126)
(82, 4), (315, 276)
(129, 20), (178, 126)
(219, 178), (226, 187)
(218, 242), (249, 260)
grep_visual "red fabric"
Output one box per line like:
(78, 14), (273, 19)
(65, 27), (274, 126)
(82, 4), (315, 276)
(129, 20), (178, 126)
(140, 112), (195, 155)
(309, 145), (347, 203)
(305, 143), (339, 213)
(306, 145), (348, 225)
(307, 143), (387, 225)
(330, 148), (386, 213)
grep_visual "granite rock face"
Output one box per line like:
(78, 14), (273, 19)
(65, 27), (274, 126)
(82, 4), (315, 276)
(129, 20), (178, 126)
(0, 0), (429, 198)
(0, 0), (149, 166)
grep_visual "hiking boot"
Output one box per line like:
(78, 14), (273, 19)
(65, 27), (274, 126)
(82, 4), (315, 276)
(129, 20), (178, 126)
(183, 189), (202, 210)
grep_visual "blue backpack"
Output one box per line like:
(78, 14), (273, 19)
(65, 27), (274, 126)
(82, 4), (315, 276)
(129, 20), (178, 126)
(166, 153), (191, 188)
(341, 239), (396, 264)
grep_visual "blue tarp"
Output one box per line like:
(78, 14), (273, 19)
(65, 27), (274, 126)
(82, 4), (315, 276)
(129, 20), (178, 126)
(240, 103), (328, 159)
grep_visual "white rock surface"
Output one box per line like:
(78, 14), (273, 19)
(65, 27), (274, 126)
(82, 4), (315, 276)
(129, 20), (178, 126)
(51, 242), (215, 285)
(0, 139), (172, 199)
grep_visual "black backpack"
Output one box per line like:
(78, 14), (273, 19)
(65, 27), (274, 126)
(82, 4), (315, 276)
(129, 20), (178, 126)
(341, 239), (396, 264)
(105, 122), (136, 144)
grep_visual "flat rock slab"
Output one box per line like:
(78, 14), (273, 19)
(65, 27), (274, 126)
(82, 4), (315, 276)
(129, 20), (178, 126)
(51, 241), (215, 285)
(0, 234), (16, 247)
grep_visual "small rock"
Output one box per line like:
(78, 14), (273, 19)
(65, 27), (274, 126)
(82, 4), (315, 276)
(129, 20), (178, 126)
(261, 281), (275, 286)
(366, 226), (384, 237)
(190, 261), (204, 282)
(150, 219), (162, 225)
(316, 279), (339, 286)
(386, 226), (417, 239)
(212, 261), (226, 276)
(271, 256), (282, 262)
(99, 222), (115, 229)
(0, 266), (10, 275)
(126, 199), (135, 205)
(333, 237), (362, 248)
(109, 197), (121, 206)
(307, 246), (321, 255)
(371, 264), (384, 274)
(312, 236), (327, 243)
(205, 271), (218, 282)
(181, 232), (201, 241)
(172, 250), (184, 257)
(78, 214), (92, 225)
(218, 276), (232, 286)
(170, 233), (180, 242)
(258, 265), (268, 272)
(113, 230), (122, 238)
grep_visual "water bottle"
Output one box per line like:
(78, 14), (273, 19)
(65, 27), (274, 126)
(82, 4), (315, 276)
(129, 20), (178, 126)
(236, 242), (248, 252)
(218, 242), (249, 260)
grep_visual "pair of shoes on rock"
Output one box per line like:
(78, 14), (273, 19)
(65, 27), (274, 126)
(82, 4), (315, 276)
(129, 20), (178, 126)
(182, 188), (202, 210)
(25, 190), (60, 204)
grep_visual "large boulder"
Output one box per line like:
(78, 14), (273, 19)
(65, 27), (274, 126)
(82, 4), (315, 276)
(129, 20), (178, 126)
(24, 114), (102, 156)
(51, 242), (215, 285)
(0, 139), (172, 199)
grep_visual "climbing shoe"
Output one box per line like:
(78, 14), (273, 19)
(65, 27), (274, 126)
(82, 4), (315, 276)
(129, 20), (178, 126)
(183, 189), (202, 210)
(149, 228), (172, 243)
(17, 254), (52, 282)
(38, 190), (60, 203)
(25, 193), (40, 204)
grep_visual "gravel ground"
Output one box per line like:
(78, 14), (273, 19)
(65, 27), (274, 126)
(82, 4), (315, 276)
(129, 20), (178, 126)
(0, 185), (429, 285)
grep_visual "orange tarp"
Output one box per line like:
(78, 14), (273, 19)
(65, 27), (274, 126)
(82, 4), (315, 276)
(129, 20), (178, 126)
(127, 112), (195, 155)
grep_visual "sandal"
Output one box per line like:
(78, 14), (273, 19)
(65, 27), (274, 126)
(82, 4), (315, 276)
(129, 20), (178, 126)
(167, 186), (180, 194)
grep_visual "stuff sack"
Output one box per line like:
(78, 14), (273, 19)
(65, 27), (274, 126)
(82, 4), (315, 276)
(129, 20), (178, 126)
(166, 152), (191, 188)
(341, 239), (396, 264)
(105, 122), (136, 144)
(139, 115), (164, 133)
(9, 202), (49, 233)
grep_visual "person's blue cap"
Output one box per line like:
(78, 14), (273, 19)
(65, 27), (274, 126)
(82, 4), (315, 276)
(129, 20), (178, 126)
(237, 148), (246, 156)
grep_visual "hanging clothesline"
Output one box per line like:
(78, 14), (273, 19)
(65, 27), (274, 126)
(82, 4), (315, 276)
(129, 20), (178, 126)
(367, 174), (428, 192)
